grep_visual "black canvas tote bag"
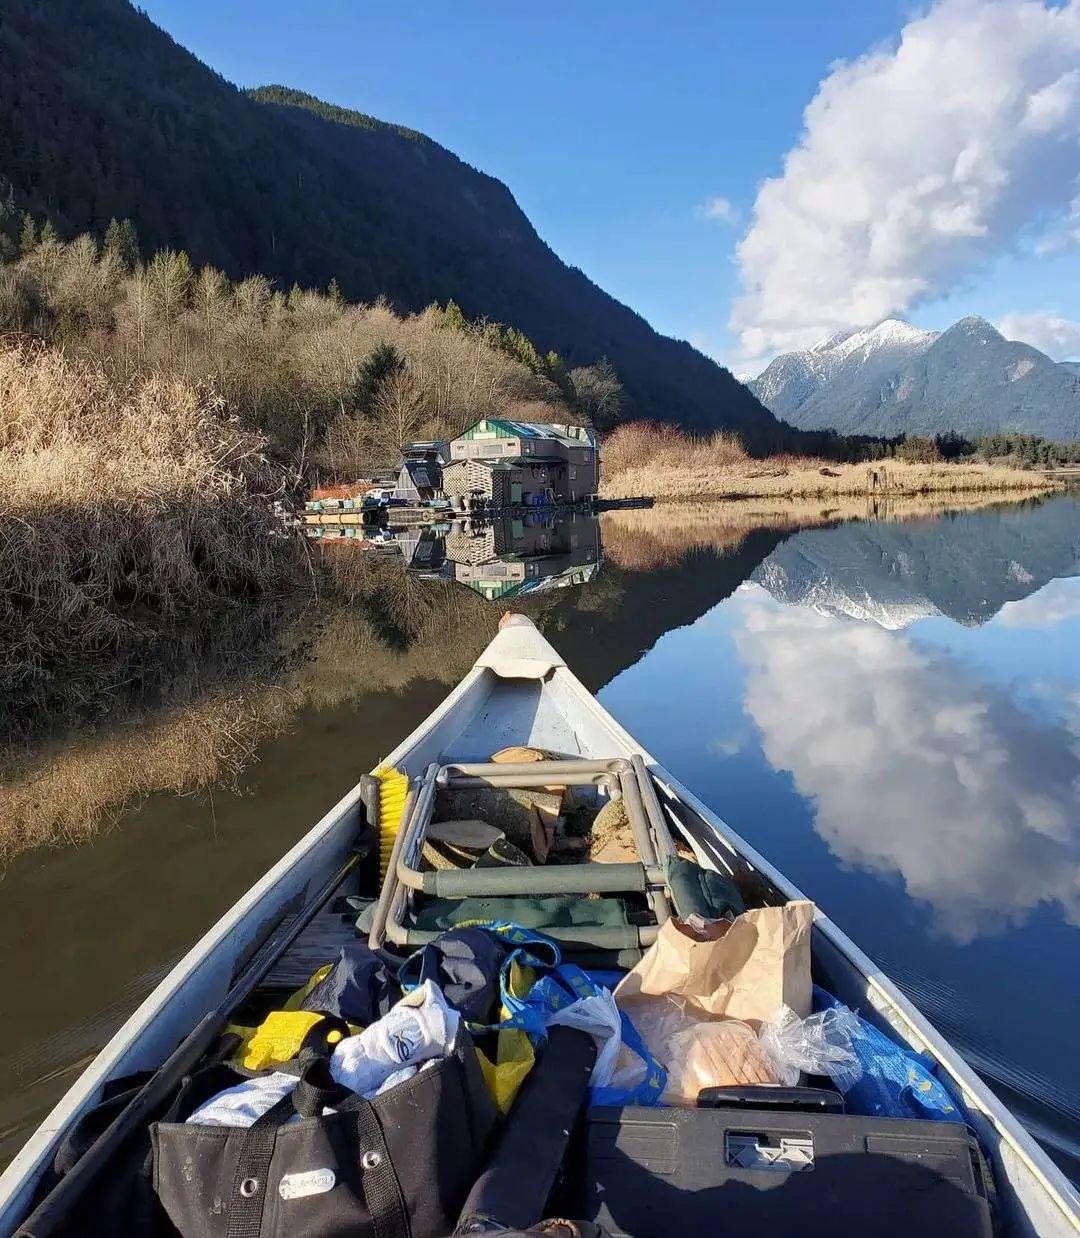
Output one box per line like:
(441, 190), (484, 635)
(151, 1037), (496, 1238)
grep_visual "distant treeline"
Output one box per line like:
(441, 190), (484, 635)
(935, 431), (1080, 468)
(0, 218), (622, 473)
(777, 427), (1080, 469)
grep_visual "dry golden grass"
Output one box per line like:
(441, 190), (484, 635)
(0, 342), (303, 739)
(599, 420), (1060, 503)
(602, 456), (1059, 502)
(602, 421), (748, 479)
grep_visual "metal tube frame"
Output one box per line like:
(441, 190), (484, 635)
(374, 759), (681, 951)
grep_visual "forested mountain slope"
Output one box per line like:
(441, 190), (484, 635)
(0, 0), (776, 438)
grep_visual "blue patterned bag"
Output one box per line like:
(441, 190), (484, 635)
(814, 985), (962, 1122)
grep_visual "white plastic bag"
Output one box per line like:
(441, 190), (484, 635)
(758, 1004), (862, 1091)
(547, 990), (622, 1087)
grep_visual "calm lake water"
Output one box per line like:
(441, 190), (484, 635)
(2, 494), (1079, 1175)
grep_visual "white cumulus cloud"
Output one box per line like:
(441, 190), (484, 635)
(696, 195), (739, 224)
(730, 0), (1080, 370)
(998, 310), (1080, 358)
(733, 591), (1080, 942)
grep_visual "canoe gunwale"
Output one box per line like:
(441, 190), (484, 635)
(540, 658), (1080, 1235)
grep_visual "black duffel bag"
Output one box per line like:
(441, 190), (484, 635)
(151, 1032), (497, 1238)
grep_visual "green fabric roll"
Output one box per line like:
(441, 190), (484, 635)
(410, 894), (631, 932)
(665, 855), (745, 920)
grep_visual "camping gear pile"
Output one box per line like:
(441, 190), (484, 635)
(24, 751), (995, 1238)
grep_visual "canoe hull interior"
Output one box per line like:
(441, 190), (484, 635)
(1, 620), (1077, 1236)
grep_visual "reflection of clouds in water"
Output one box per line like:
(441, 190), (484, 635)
(996, 577), (1080, 629)
(733, 589), (1080, 943)
(709, 733), (746, 758)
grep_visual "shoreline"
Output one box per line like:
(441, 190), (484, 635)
(599, 458), (1062, 505)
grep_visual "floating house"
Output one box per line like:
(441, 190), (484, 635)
(441, 420), (599, 506)
(394, 441), (450, 503)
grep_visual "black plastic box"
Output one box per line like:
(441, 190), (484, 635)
(583, 1105), (994, 1237)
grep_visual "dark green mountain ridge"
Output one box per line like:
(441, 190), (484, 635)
(0, 0), (776, 437)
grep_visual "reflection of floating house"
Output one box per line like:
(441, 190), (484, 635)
(445, 513), (602, 600)
(441, 420), (599, 506)
(396, 525), (450, 574)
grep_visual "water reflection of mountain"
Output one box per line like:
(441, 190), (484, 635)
(25, 497), (1080, 858)
(751, 497), (1080, 628)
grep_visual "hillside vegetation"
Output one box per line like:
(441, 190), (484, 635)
(0, 229), (602, 465)
(0, 0), (774, 439)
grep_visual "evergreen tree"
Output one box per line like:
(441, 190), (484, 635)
(39, 220), (60, 247)
(146, 249), (194, 342)
(104, 217), (140, 270)
(350, 342), (404, 411)
(543, 349), (574, 400)
(441, 299), (467, 331)
(19, 213), (38, 254)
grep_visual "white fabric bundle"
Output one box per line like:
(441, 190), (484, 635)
(187, 981), (459, 1128)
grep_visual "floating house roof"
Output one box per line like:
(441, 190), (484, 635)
(456, 419), (598, 448)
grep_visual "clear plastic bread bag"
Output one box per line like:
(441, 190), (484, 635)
(660, 1016), (777, 1103)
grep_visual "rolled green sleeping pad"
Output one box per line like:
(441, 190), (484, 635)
(397, 923), (649, 950)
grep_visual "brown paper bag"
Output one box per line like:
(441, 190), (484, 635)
(614, 900), (815, 1028)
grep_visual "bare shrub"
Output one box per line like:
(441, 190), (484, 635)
(602, 422), (682, 476)
(602, 421), (748, 477)
(569, 359), (623, 431)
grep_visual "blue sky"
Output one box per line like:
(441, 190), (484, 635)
(141, 0), (1080, 371)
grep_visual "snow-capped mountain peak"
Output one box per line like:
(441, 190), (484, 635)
(751, 318), (936, 422)
(812, 318), (936, 359)
(749, 314), (1080, 439)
